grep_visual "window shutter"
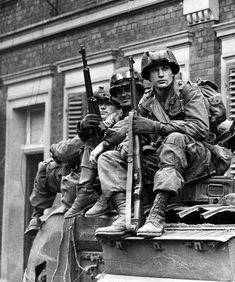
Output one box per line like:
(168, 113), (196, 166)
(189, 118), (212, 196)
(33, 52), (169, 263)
(228, 68), (235, 119)
(228, 67), (235, 177)
(66, 92), (87, 139)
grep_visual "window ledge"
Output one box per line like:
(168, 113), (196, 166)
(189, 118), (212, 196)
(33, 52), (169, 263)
(21, 144), (44, 155)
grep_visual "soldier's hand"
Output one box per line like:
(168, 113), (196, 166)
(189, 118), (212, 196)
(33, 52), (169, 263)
(133, 116), (160, 134)
(81, 114), (101, 129)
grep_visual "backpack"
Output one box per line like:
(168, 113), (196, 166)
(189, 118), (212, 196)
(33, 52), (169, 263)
(179, 79), (227, 131)
(196, 79), (226, 131)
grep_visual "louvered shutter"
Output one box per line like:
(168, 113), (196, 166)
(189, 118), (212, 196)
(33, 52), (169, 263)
(228, 67), (235, 177)
(66, 92), (87, 139)
(228, 68), (235, 119)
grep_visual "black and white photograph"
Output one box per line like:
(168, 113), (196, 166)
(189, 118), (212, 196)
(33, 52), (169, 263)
(1, 0), (235, 281)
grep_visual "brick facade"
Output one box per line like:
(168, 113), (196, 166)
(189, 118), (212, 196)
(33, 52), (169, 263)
(0, 0), (121, 33)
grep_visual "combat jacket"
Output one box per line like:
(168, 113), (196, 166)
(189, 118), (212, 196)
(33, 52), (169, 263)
(103, 81), (210, 147)
(139, 81), (210, 140)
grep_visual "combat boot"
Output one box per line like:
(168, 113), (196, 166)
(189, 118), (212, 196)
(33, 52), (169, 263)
(25, 208), (43, 236)
(85, 194), (110, 217)
(64, 186), (99, 219)
(137, 191), (169, 237)
(95, 192), (127, 236)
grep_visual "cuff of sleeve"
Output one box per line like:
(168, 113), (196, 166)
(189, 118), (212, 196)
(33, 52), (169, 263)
(76, 121), (83, 134)
(153, 121), (161, 134)
(102, 141), (112, 150)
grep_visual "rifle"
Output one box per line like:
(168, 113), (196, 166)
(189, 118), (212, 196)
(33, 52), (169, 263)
(125, 57), (144, 232)
(79, 46), (101, 146)
(80, 46), (100, 117)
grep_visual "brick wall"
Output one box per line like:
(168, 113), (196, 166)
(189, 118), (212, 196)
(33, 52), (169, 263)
(0, 1), (235, 141)
(190, 22), (221, 86)
(0, 0), (123, 34)
(1, 1), (186, 73)
(219, 0), (235, 23)
(0, 1), (188, 142)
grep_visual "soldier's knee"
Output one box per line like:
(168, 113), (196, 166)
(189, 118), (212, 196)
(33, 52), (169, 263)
(98, 150), (119, 169)
(98, 151), (112, 166)
(164, 132), (186, 147)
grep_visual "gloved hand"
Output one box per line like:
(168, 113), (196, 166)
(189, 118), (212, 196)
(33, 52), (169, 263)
(133, 116), (160, 134)
(80, 114), (101, 129)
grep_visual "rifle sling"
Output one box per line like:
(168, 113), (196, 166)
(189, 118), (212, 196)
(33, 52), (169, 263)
(125, 111), (135, 231)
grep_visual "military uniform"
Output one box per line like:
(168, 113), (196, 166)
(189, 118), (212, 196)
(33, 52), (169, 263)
(83, 67), (145, 218)
(63, 86), (124, 218)
(95, 48), (232, 238)
(25, 136), (83, 236)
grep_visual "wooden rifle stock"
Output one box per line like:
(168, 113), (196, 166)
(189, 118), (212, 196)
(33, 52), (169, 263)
(125, 57), (144, 232)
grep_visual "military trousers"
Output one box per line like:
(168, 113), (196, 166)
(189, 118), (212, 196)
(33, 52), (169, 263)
(30, 159), (63, 211)
(79, 145), (98, 189)
(98, 132), (213, 196)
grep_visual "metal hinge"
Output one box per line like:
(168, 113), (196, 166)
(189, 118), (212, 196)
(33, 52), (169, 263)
(186, 241), (208, 252)
(152, 241), (163, 251)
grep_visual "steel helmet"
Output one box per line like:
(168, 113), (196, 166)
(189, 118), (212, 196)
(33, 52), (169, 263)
(141, 48), (180, 80)
(94, 86), (121, 108)
(109, 67), (145, 97)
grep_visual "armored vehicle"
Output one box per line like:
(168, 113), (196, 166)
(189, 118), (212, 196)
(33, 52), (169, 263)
(24, 171), (235, 282)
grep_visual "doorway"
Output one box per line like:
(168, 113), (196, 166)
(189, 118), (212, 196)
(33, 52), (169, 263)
(24, 153), (43, 269)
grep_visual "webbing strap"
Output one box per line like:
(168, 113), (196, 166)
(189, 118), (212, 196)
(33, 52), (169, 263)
(51, 218), (71, 282)
(52, 218), (88, 281)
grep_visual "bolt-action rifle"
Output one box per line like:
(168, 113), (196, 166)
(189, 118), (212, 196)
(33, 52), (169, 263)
(79, 46), (101, 147)
(125, 57), (144, 232)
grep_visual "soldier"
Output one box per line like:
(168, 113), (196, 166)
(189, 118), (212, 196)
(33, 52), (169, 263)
(24, 137), (82, 236)
(64, 69), (145, 218)
(25, 86), (121, 235)
(84, 67), (145, 217)
(95, 48), (232, 238)
(64, 85), (122, 218)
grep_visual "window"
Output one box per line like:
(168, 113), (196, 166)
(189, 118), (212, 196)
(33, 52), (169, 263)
(22, 106), (45, 154)
(227, 66), (235, 177)
(213, 21), (235, 178)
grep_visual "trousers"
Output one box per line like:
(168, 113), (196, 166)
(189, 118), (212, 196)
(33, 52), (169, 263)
(98, 132), (214, 196)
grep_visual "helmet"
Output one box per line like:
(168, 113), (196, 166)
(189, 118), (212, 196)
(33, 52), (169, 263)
(94, 86), (110, 101)
(94, 86), (121, 108)
(141, 48), (180, 80)
(109, 67), (145, 97)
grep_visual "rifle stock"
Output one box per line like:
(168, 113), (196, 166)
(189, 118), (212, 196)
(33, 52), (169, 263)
(125, 57), (144, 232)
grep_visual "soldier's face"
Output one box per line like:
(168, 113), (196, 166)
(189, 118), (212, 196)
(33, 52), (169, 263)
(149, 64), (174, 89)
(98, 100), (119, 120)
(115, 85), (132, 107)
